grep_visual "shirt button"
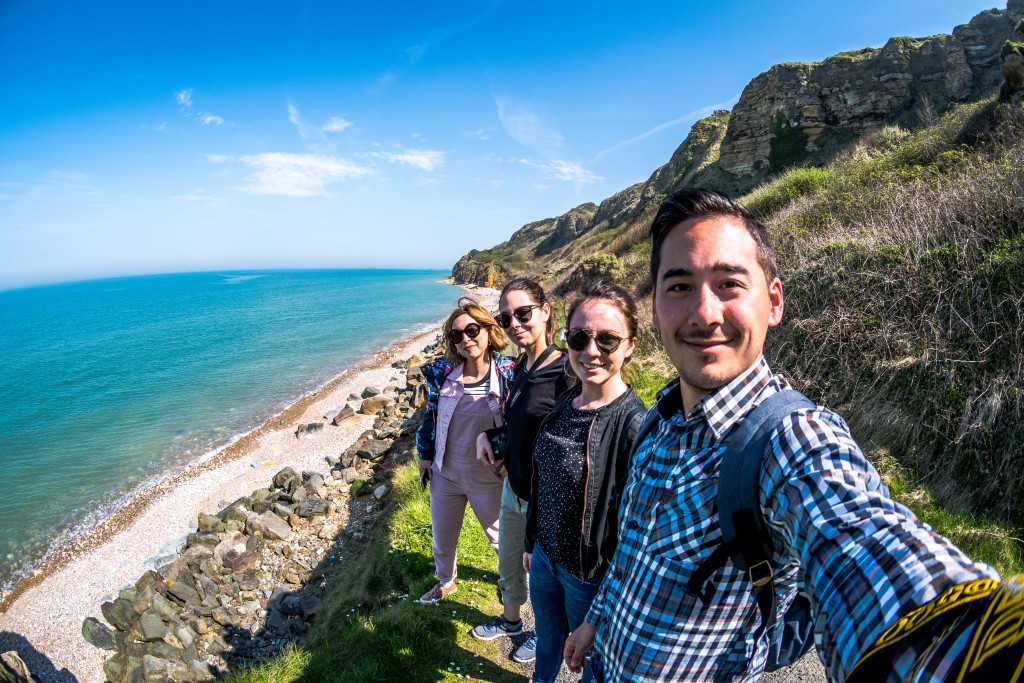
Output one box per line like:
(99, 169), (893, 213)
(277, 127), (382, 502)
(626, 520), (639, 531)
(614, 569), (623, 580)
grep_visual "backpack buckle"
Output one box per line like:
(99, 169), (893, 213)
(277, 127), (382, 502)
(749, 560), (773, 587)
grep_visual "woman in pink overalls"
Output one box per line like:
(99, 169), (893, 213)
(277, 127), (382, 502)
(415, 297), (516, 604)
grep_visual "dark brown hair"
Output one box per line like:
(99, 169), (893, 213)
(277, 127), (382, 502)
(649, 188), (778, 285)
(500, 277), (555, 345)
(566, 277), (638, 346)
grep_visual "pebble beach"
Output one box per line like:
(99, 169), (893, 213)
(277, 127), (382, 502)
(0, 286), (500, 683)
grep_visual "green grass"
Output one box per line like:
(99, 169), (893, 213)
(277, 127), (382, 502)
(628, 360), (674, 408)
(222, 462), (525, 683)
(870, 449), (1024, 576)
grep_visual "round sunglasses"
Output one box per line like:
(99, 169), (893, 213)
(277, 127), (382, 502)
(495, 304), (540, 329)
(564, 328), (626, 354)
(447, 322), (484, 344)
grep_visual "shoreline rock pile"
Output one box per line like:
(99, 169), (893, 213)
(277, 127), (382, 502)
(81, 347), (436, 682)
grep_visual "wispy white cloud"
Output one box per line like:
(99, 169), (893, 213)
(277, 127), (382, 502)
(209, 153), (373, 196)
(175, 88), (227, 127)
(205, 153), (229, 163)
(519, 159), (602, 186)
(170, 193), (206, 201)
(287, 102), (328, 144)
(593, 96), (740, 162)
(322, 117), (353, 133)
(496, 98), (563, 155)
(464, 128), (491, 141)
(374, 148), (445, 172)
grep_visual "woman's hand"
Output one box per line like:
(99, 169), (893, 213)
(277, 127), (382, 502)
(522, 552), (531, 573)
(476, 432), (495, 465)
(418, 458), (432, 480)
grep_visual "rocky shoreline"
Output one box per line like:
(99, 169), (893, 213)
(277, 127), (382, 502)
(78, 352), (435, 682)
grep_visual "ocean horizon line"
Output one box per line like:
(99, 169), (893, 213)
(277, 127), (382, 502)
(0, 265), (454, 294)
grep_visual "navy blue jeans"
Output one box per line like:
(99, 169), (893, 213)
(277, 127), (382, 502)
(529, 543), (600, 683)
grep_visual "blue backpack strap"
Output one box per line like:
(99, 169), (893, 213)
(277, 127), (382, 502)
(687, 389), (814, 637)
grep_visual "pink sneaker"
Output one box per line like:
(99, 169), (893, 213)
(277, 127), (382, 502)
(417, 582), (457, 604)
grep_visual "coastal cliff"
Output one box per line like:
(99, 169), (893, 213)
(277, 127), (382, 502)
(452, 1), (1024, 287)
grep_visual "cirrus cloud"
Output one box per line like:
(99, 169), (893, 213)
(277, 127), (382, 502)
(518, 159), (602, 185)
(322, 117), (353, 133)
(496, 97), (563, 155)
(374, 148), (445, 172)
(209, 153), (373, 196)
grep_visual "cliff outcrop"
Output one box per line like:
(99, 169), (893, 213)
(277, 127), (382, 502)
(717, 7), (1020, 188)
(452, 1), (1023, 285)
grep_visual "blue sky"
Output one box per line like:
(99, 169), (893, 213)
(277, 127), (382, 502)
(0, 0), (999, 290)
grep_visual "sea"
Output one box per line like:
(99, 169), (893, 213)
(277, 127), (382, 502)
(0, 269), (461, 594)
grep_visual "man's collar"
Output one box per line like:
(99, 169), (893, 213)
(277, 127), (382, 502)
(656, 357), (776, 439)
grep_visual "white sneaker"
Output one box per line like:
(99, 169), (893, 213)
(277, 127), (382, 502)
(512, 632), (537, 663)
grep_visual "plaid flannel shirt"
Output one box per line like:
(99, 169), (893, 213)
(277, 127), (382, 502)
(586, 357), (997, 682)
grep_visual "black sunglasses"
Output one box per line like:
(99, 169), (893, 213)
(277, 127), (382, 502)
(448, 323), (484, 344)
(565, 328), (626, 354)
(496, 305), (540, 329)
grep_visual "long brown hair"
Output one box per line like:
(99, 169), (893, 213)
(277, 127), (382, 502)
(441, 297), (509, 365)
(500, 277), (555, 345)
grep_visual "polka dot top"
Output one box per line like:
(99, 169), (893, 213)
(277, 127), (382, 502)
(533, 402), (597, 575)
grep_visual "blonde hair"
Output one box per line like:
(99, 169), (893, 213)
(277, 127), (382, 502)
(441, 297), (509, 365)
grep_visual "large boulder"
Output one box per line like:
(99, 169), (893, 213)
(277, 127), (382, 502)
(213, 531), (257, 574)
(100, 597), (136, 631)
(246, 511), (293, 541)
(359, 396), (394, 415)
(295, 497), (329, 518)
(272, 467), (299, 490)
(0, 652), (40, 683)
(330, 405), (356, 425)
(82, 616), (117, 650)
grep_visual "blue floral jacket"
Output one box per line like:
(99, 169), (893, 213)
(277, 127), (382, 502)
(415, 352), (516, 462)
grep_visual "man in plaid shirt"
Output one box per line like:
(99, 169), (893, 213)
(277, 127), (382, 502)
(562, 189), (1020, 682)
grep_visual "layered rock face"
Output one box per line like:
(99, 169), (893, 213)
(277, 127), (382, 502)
(718, 6), (1019, 184)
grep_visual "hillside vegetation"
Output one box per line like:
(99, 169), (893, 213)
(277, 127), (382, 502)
(476, 99), (1024, 539)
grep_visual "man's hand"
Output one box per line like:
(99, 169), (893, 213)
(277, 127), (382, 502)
(564, 621), (597, 673)
(476, 432), (495, 465)
(418, 459), (432, 480)
(522, 552), (531, 573)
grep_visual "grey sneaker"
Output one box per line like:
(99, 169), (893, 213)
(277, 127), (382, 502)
(512, 632), (537, 663)
(472, 614), (524, 640)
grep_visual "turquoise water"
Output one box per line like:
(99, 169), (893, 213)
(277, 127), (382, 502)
(0, 270), (460, 592)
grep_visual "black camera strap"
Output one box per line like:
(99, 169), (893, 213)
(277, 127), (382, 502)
(506, 344), (559, 411)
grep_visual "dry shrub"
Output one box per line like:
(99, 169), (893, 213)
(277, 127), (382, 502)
(765, 102), (1024, 524)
